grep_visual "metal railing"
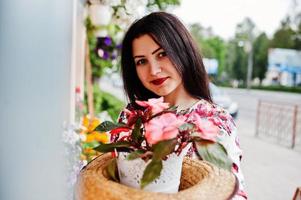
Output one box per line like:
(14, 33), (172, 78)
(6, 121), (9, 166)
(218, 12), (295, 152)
(255, 100), (300, 149)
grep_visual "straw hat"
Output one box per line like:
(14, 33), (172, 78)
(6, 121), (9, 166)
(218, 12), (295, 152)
(75, 153), (238, 200)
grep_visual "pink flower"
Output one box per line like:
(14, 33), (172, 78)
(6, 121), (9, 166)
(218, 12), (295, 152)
(144, 113), (185, 145)
(136, 97), (169, 115)
(190, 113), (219, 142)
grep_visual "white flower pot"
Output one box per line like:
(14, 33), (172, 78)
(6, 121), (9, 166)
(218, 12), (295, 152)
(116, 144), (191, 193)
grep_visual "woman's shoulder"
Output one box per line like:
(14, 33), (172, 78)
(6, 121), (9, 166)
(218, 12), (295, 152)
(189, 99), (236, 135)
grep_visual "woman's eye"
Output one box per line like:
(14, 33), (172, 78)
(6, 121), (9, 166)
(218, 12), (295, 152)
(136, 59), (147, 66)
(158, 51), (167, 58)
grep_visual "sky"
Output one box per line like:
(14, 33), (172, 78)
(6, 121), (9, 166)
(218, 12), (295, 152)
(171, 0), (295, 40)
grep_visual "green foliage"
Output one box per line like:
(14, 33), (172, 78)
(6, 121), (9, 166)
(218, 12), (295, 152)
(95, 121), (127, 132)
(227, 39), (248, 84)
(85, 17), (121, 79)
(190, 12), (301, 85)
(93, 141), (132, 152)
(106, 158), (119, 181)
(95, 85), (124, 121)
(84, 84), (125, 121)
(251, 85), (301, 93)
(293, 21), (301, 50)
(195, 140), (232, 171)
(152, 139), (177, 160)
(147, 0), (181, 10)
(223, 17), (256, 84)
(235, 17), (255, 40)
(189, 23), (226, 79)
(93, 121), (178, 188)
(140, 160), (162, 189)
(207, 37), (227, 76)
(126, 150), (145, 160)
(91, 99), (232, 188)
(270, 17), (296, 49)
(140, 139), (177, 188)
(217, 84), (301, 93)
(252, 33), (269, 83)
(132, 117), (143, 144)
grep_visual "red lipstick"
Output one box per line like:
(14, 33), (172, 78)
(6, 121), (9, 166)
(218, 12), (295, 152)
(151, 77), (168, 85)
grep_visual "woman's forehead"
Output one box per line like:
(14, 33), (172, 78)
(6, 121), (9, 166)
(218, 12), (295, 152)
(132, 34), (161, 56)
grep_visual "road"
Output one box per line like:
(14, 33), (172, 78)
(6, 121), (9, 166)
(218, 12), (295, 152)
(99, 78), (301, 199)
(224, 88), (301, 200)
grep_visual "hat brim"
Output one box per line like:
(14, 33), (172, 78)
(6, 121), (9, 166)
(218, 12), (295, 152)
(75, 153), (238, 200)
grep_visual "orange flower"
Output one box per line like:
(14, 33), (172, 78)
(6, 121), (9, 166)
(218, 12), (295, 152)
(81, 115), (101, 133)
(85, 131), (109, 143)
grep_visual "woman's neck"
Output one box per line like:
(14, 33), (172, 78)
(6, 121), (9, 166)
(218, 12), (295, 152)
(163, 84), (199, 111)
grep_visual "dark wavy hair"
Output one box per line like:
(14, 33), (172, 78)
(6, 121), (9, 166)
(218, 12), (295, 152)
(121, 12), (212, 103)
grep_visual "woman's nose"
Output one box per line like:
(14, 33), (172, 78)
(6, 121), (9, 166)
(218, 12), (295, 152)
(149, 60), (162, 75)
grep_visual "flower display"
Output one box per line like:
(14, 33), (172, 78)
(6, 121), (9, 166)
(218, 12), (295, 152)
(92, 97), (232, 188)
(79, 115), (109, 161)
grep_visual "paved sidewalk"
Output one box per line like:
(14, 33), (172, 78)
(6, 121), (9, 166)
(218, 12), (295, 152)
(238, 117), (301, 200)
(228, 88), (301, 200)
(99, 79), (301, 199)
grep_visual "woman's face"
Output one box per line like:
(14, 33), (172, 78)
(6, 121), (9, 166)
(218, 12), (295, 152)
(132, 34), (183, 98)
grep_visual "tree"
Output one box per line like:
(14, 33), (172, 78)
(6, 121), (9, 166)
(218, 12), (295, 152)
(270, 17), (295, 49)
(252, 33), (269, 84)
(206, 37), (226, 76)
(189, 23), (214, 57)
(231, 41), (248, 82)
(147, 0), (181, 10)
(225, 17), (256, 86)
(293, 21), (301, 50)
(189, 23), (226, 80)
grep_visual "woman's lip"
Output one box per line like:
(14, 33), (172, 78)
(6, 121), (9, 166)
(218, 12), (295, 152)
(151, 77), (169, 85)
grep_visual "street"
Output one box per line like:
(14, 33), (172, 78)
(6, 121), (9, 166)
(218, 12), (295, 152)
(224, 88), (301, 200)
(99, 78), (301, 199)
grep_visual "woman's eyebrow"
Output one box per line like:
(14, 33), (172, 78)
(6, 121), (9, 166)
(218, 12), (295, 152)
(133, 55), (144, 59)
(133, 47), (162, 59)
(151, 47), (162, 55)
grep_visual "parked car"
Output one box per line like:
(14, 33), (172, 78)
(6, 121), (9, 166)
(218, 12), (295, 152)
(209, 82), (238, 119)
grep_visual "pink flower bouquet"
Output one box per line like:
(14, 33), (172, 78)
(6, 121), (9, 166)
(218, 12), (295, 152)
(93, 97), (231, 188)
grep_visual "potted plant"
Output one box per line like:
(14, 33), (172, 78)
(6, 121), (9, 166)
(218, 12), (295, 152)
(93, 97), (232, 193)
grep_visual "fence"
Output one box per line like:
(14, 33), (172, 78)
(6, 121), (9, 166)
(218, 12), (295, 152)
(255, 100), (301, 149)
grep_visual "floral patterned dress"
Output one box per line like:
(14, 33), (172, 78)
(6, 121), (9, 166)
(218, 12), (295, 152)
(183, 99), (247, 200)
(118, 99), (247, 199)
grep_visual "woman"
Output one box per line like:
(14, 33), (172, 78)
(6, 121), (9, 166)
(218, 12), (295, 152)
(119, 12), (247, 199)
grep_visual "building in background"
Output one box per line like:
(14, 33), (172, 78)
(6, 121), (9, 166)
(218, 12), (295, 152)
(264, 48), (301, 86)
(203, 58), (218, 76)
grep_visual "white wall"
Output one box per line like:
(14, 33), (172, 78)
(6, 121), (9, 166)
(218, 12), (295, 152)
(0, 1), (83, 199)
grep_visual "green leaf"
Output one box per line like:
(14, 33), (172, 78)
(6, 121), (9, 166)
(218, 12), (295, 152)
(95, 121), (127, 132)
(81, 141), (100, 149)
(140, 160), (163, 189)
(152, 139), (177, 161)
(126, 150), (145, 160)
(131, 117), (142, 143)
(93, 141), (132, 153)
(105, 158), (119, 182)
(195, 141), (232, 171)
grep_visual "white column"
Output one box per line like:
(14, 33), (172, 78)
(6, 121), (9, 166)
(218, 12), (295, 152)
(0, 0), (80, 199)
